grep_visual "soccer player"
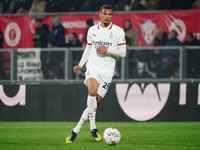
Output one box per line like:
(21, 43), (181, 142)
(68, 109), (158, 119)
(65, 4), (126, 143)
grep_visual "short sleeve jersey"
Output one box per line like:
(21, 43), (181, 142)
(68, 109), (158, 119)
(86, 22), (126, 77)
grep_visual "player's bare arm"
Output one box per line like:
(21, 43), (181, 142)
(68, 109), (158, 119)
(96, 45), (108, 54)
(73, 66), (81, 74)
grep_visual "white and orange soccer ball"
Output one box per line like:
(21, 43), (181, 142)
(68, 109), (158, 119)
(102, 128), (121, 146)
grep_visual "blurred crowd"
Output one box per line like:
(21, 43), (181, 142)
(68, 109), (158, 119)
(0, 0), (200, 14)
(0, 15), (94, 80)
(0, 0), (200, 80)
(31, 16), (86, 79)
(32, 17), (93, 79)
(126, 24), (200, 79)
(1, 16), (200, 80)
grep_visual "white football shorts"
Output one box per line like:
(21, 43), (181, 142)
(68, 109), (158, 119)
(84, 64), (112, 98)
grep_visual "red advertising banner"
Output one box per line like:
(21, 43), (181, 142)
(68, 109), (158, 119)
(22, 16), (53, 48)
(163, 10), (200, 42)
(129, 12), (164, 46)
(1, 16), (25, 48)
(1, 16), (53, 48)
(59, 14), (100, 44)
(0, 10), (199, 48)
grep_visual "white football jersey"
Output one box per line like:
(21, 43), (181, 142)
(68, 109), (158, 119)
(86, 22), (126, 77)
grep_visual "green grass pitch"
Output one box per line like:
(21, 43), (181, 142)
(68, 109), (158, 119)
(0, 122), (200, 150)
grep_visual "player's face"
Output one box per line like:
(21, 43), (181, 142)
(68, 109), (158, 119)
(99, 9), (113, 26)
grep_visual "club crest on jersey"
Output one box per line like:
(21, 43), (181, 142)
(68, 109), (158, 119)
(110, 32), (113, 39)
(140, 19), (157, 45)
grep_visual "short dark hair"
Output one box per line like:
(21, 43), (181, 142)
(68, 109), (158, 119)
(71, 33), (78, 39)
(48, 40), (56, 47)
(86, 19), (94, 27)
(100, 4), (113, 12)
(187, 32), (194, 39)
(36, 18), (42, 23)
(171, 30), (178, 37)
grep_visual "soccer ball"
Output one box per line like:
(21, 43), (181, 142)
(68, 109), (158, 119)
(102, 128), (121, 146)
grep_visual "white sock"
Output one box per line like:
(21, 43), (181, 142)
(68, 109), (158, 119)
(73, 108), (89, 134)
(87, 95), (97, 130)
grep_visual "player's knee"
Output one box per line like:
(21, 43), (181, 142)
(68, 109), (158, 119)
(88, 90), (97, 96)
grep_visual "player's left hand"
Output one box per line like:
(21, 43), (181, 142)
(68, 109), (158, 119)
(96, 45), (108, 54)
(73, 66), (81, 74)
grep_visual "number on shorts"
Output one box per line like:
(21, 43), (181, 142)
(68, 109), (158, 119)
(102, 82), (110, 90)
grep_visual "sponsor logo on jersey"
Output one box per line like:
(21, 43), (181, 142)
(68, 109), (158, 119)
(169, 19), (186, 42)
(93, 40), (112, 47)
(5, 22), (21, 47)
(0, 85), (26, 106)
(140, 19), (157, 45)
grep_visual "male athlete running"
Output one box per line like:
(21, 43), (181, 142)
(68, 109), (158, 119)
(65, 4), (126, 143)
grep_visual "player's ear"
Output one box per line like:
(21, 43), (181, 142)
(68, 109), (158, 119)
(99, 12), (101, 17)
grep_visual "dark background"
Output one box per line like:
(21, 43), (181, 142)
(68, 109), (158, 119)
(0, 83), (200, 122)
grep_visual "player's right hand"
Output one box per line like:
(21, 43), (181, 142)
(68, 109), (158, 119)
(73, 66), (81, 74)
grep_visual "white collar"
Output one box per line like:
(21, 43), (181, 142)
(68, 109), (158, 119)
(98, 22), (113, 29)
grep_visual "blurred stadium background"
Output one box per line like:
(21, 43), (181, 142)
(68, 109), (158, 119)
(0, 0), (200, 149)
